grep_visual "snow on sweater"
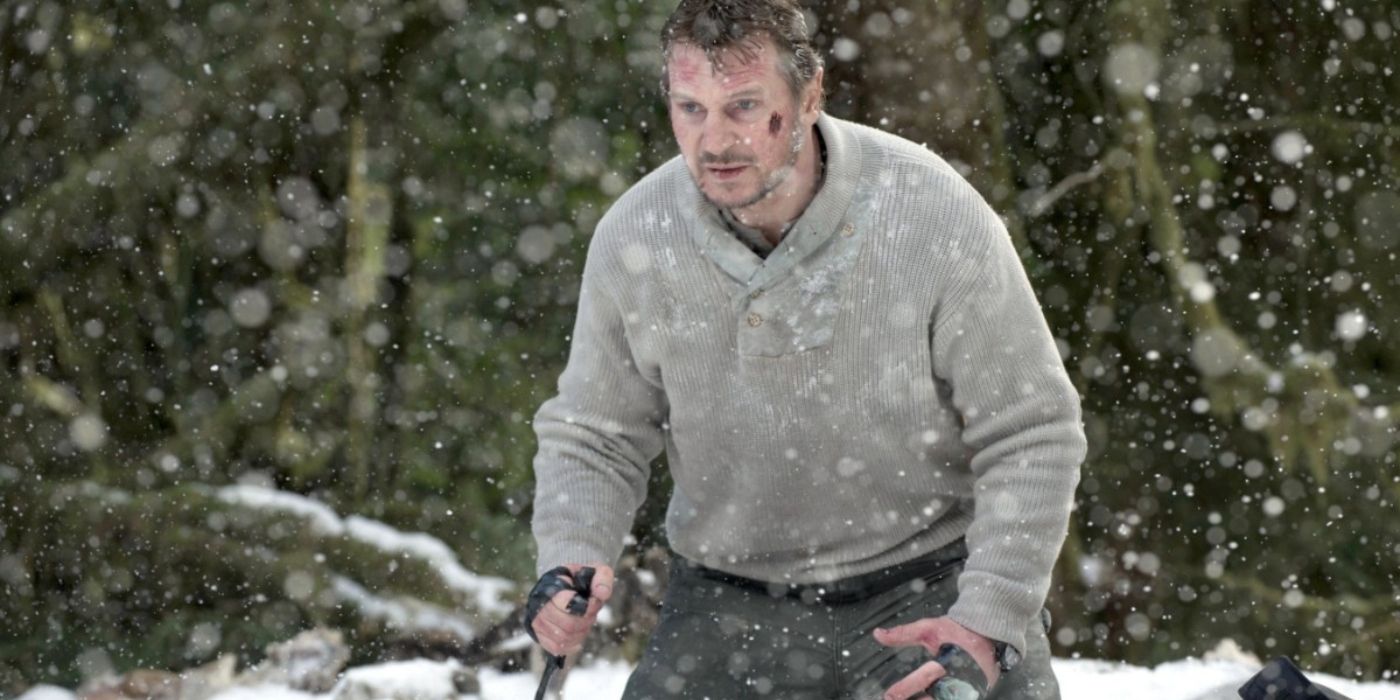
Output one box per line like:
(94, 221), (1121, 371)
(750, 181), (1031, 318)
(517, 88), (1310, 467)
(530, 112), (1087, 654)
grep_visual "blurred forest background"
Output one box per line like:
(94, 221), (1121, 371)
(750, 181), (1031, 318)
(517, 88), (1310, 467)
(2, 0), (1398, 694)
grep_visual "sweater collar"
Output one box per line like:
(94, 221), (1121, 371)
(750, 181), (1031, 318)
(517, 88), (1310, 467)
(686, 112), (862, 290)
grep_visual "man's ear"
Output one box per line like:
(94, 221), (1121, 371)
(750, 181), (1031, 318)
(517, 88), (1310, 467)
(803, 67), (825, 118)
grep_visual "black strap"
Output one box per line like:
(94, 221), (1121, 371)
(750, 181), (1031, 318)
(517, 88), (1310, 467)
(525, 566), (577, 643)
(534, 655), (564, 700)
(927, 643), (990, 700)
(526, 566), (595, 700)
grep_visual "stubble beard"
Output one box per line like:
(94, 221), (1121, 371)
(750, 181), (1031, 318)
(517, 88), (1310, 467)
(699, 121), (806, 212)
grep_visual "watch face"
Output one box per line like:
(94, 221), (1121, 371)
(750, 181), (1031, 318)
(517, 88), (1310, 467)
(1004, 645), (1023, 669)
(996, 642), (1023, 672)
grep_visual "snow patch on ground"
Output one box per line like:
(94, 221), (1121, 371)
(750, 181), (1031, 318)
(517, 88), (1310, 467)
(331, 658), (473, 700)
(22, 657), (1400, 700)
(1059, 656), (1255, 698)
(214, 485), (514, 615)
(204, 686), (319, 700)
(13, 687), (76, 700)
(1056, 656), (1400, 700)
(479, 658), (634, 699)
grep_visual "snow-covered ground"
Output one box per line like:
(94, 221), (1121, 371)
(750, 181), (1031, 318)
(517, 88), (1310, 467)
(19, 655), (1400, 700)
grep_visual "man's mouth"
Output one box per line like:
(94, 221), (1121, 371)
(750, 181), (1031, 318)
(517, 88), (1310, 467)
(706, 164), (750, 180)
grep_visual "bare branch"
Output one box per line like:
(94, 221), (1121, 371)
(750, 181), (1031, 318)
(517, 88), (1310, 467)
(1028, 162), (1106, 218)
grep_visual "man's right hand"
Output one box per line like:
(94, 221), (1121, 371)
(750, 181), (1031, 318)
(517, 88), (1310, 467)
(527, 563), (614, 657)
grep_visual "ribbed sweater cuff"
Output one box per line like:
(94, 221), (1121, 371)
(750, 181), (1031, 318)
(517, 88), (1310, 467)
(945, 571), (1040, 656)
(535, 537), (618, 578)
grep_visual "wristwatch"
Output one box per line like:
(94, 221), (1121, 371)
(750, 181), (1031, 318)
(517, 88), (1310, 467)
(992, 640), (1022, 673)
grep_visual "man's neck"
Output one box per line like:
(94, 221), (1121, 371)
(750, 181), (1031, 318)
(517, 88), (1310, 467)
(728, 123), (824, 246)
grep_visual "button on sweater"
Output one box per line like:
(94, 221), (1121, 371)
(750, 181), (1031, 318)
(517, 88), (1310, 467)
(531, 112), (1087, 655)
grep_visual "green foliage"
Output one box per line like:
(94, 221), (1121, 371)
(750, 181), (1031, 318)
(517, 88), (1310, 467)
(816, 0), (1399, 679)
(0, 479), (506, 692)
(0, 0), (672, 577)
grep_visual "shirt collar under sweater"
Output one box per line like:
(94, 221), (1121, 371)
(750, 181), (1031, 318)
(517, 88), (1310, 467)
(685, 112), (862, 290)
(717, 127), (829, 260)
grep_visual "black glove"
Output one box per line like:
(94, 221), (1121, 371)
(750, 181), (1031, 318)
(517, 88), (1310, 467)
(526, 567), (597, 700)
(523, 566), (595, 646)
(927, 643), (990, 700)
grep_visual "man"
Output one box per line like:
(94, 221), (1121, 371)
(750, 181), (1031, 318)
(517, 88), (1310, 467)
(526, 1), (1086, 698)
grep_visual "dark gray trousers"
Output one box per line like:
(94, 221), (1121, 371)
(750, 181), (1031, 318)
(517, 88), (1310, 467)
(621, 544), (1058, 700)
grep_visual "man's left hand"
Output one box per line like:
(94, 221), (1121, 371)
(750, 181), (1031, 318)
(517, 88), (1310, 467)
(872, 617), (1000, 700)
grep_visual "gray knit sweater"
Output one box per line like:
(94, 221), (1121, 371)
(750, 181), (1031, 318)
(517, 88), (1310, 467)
(531, 112), (1086, 654)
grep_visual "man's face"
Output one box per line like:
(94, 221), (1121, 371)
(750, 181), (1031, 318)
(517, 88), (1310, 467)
(665, 37), (816, 211)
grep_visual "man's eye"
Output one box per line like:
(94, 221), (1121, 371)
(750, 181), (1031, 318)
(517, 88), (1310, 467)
(735, 100), (757, 110)
(681, 103), (702, 114)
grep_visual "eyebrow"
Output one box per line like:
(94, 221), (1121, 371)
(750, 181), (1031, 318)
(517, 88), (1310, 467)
(669, 88), (765, 102)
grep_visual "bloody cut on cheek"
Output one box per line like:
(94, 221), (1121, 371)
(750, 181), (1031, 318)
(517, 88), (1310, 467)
(768, 112), (783, 137)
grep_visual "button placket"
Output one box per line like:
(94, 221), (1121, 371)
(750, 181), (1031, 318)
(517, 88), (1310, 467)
(744, 286), (766, 328)
(742, 286), (767, 337)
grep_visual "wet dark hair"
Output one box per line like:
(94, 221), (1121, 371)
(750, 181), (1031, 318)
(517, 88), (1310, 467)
(660, 0), (824, 101)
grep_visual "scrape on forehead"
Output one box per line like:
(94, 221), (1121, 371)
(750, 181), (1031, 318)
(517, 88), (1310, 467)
(668, 39), (771, 88)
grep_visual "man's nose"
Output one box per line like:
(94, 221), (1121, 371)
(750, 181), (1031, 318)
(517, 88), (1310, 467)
(698, 114), (743, 157)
